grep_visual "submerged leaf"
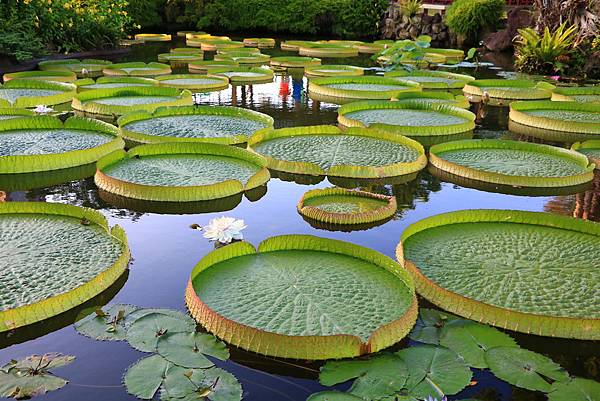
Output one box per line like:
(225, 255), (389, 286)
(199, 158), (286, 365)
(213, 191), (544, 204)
(548, 377), (600, 401)
(396, 345), (472, 399)
(157, 332), (229, 369)
(320, 354), (408, 399)
(0, 354), (74, 399)
(485, 347), (569, 392)
(123, 354), (172, 400)
(160, 366), (242, 401)
(439, 321), (517, 368)
(409, 308), (462, 345)
(75, 304), (139, 341)
(127, 312), (194, 352)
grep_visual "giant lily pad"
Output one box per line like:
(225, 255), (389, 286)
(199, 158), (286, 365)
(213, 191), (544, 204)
(248, 125), (427, 179)
(185, 235), (418, 359)
(298, 42), (359, 58)
(484, 347), (569, 392)
(338, 100), (475, 146)
(309, 76), (421, 104)
(396, 345), (472, 399)
(552, 86), (600, 102)
(397, 209), (600, 339)
(211, 67), (274, 84)
(0, 116), (124, 174)
(297, 187), (397, 226)
(305, 65), (364, 78)
(75, 76), (159, 91)
(392, 91), (471, 109)
(38, 58), (113, 78)
(548, 377), (600, 401)
(270, 56), (321, 69)
(214, 53), (270, 66)
(0, 353), (75, 399)
(385, 70), (474, 89)
(74, 304), (139, 341)
(509, 100), (600, 142)
(95, 142), (270, 202)
(135, 33), (172, 42)
(0, 202), (129, 332)
(429, 139), (594, 188)
(572, 140), (600, 167)
(157, 53), (204, 66)
(3, 70), (77, 83)
(102, 62), (172, 77)
(71, 86), (193, 116)
(155, 74), (229, 91)
(463, 79), (554, 105)
(157, 332), (229, 368)
(0, 79), (76, 108)
(0, 108), (35, 121)
(126, 312), (195, 352)
(320, 354), (409, 399)
(188, 60), (239, 74)
(118, 106), (273, 146)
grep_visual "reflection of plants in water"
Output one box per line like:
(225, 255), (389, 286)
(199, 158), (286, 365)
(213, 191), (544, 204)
(0, 353), (75, 399)
(308, 308), (600, 401)
(74, 304), (243, 401)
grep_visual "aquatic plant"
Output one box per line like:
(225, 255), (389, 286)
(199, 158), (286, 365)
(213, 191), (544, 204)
(191, 216), (247, 244)
(463, 79), (555, 105)
(0, 79), (76, 108)
(308, 76), (421, 103)
(3, 70), (77, 83)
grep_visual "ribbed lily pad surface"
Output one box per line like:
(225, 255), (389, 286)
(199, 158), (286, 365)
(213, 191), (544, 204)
(0, 89), (63, 104)
(524, 109), (600, 123)
(90, 96), (176, 106)
(123, 115), (267, 141)
(325, 83), (412, 91)
(344, 109), (465, 126)
(304, 195), (387, 213)
(102, 154), (260, 187)
(187, 235), (416, 359)
(0, 203), (129, 332)
(0, 129), (114, 156)
(80, 83), (152, 89)
(398, 209), (600, 339)
(157, 78), (224, 86)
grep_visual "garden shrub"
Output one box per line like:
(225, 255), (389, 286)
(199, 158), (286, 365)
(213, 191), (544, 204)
(445, 0), (505, 42)
(197, 0), (389, 38)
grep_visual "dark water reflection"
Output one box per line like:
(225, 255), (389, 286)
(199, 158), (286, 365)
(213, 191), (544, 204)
(1, 37), (599, 401)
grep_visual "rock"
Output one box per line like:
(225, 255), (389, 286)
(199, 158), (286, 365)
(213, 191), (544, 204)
(432, 24), (441, 34)
(584, 51), (600, 79)
(483, 6), (533, 52)
(432, 13), (442, 23)
(409, 26), (420, 37)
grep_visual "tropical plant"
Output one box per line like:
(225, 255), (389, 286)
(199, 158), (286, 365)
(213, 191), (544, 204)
(445, 0), (505, 43)
(399, 0), (423, 17)
(533, 0), (599, 44)
(515, 23), (578, 74)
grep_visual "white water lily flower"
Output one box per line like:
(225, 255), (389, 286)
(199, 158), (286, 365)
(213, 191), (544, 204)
(81, 67), (89, 76)
(202, 216), (246, 244)
(33, 105), (54, 114)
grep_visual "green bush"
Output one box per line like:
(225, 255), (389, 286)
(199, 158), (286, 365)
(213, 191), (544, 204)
(445, 0), (504, 42)
(515, 23), (578, 74)
(197, 0), (389, 38)
(0, 0), (133, 62)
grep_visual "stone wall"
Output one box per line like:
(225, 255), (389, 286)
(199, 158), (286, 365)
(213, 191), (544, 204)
(381, 2), (451, 46)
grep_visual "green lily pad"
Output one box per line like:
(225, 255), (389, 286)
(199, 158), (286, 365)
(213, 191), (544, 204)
(124, 354), (172, 399)
(75, 304), (139, 341)
(548, 377), (600, 401)
(396, 345), (472, 399)
(439, 321), (518, 368)
(307, 392), (364, 401)
(157, 332), (229, 368)
(484, 346), (569, 392)
(0, 353), (74, 399)
(128, 308), (197, 329)
(409, 308), (462, 345)
(320, 354), (408, 399)
(127, 312), (195, 352)
(160, 366), (242, 401)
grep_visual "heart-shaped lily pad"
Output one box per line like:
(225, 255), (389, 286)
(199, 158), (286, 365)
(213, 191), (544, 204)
(157, 332), (229, 368)
(307, 392), (364, 401)
(124, 354), (173, 400)
(160, 366), (242, 401)
(126, 312), (195, 352)
(548, 377), (600, 401)
(75, 304), (139, 341)
(409, 308), (462, 345)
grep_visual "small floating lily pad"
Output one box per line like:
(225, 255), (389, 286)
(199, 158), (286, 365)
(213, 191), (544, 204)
(3, 70), (77, 83)
(552, 86), (600, 102)
(307, 392), (364, 401)
(211, 67), (274, 84)
(0, 202), (129, 332)
(304, 65), (364, 77)
(155, 74), (229, 91)
(509, 100), (600, 142)
(185, 235), (418, 359)
(0, 79), (76, 107)
(429, 139), (594, 188)
(385, 69), (474, 89)
(157, 332), (229, 368)
(270, 56), (321, 69)
(248, 125), (427, 179)
(297, 187), (397, 226)
(397, 209), (600, 339)
(103, 62), (172, 77)
(408, 308), (462, 345)
(127, 312), (195, 352)
(0, 116), (124, 174)
(463, 79), (554, 104)
(485, 347), (569, 392)
(548, 377), (600, 401)
(572, 140), (600, 167)
(160, 366), (242, 401)
(124, 354), (171, 399)
(338, 100), (475, 146)
(75, 76), (159, 91)
(118, 105), (273, 146)
(309, 76), (421, 104)
(72, 86), (193, 116)
(95, 142), (270, 202)
(74, 304), (139, 341)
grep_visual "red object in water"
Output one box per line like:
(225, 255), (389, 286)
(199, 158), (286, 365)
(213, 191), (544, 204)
(279, 79), (290, 96)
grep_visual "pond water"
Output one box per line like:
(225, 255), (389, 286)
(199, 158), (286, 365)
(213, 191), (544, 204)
(1, 37), (599, 401)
